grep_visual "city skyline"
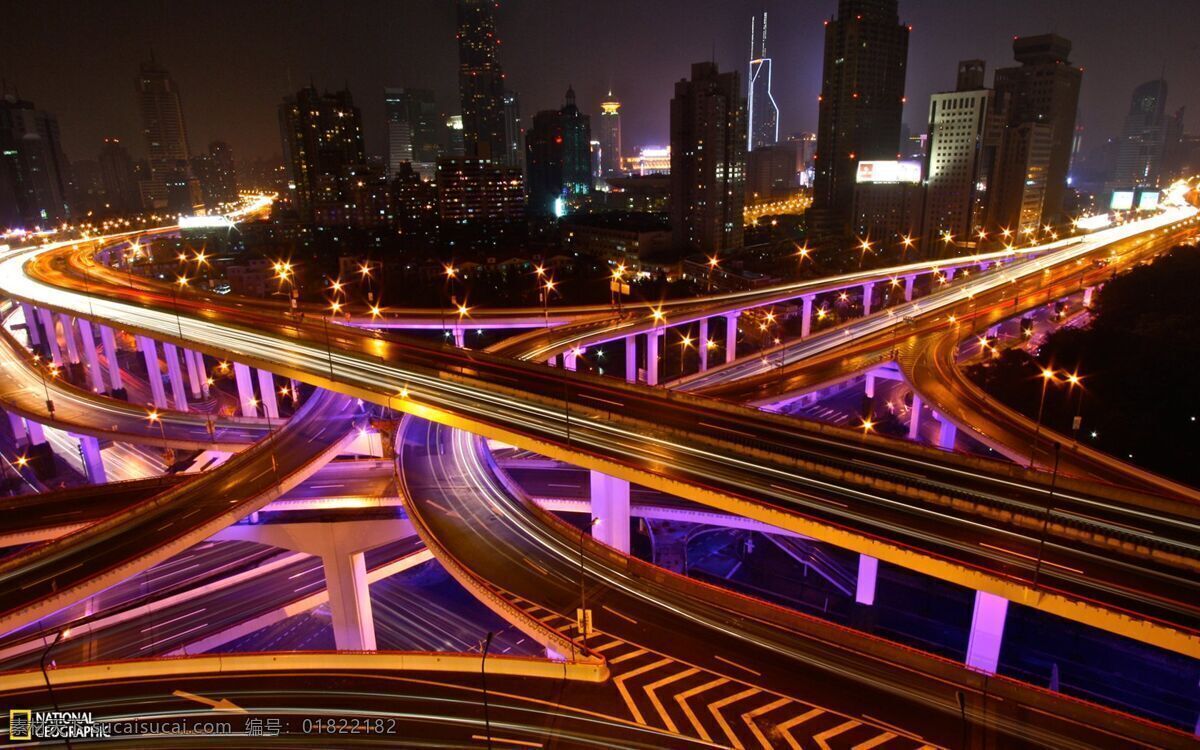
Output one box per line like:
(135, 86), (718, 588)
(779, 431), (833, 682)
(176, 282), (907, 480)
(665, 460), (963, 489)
(3, 0), (1196, 165)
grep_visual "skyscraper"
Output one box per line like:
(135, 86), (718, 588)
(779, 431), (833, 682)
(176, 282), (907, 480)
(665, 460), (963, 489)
(385, 88), (439, 179)
(993, 34), (1082, 224)
(456, 0), (509, 164)
(193, 140), (238, 207)
(136, 58), (200, 212)
(97, 137), (140, 214)
(810, 0), (910, 241)
(1112, 79), (1169, 189)
(503, 91), (523, 170)
(670, 62), (746, 255)
(525, 87), (592, 216)
(0, 94), (71, 229)
(598, 92), (623, 177)
(920, 60), (1003, 252)
(747, 12), (779, 150)
(278, 86), (365, 221)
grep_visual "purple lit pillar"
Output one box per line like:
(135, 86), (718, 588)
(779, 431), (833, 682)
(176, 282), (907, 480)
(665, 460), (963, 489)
(452, 326), (465, 348)
(864, 370), (876, 399)
(624, 336), (637, 383)
(322, 550), (376, 651)
(26, 419), (46, 446)
(590, 470), (631, 554)
(76, 319), (106, 393)
(908, 394), (923, 440)
(193, 351), (211, 397)
(7, 413), (28, 444)
(724, 313), (738, 364)
(861, 282), (875, 316)
(19, 303), (41, 346)
(698, 318), (709, 372)
(38, 308), (64, 366)
(162, 343), (189, 412)
(965, 590), (1009, 674)
(1082, 286), (1095, 307)
(57, 314), (81, 365)
(800, 295), (815, 338)
(645, 331), (660, 386)
(74, 434), (107, 484)
(256, 369), (279, 419)
(938, 416), (957, 450)
(100, 326), (123, 393)
(855, 554), (878, 605)
(944, 267), (957, 282)
(183, 349), (202, 399)
(233, 362), (257, 417)
(563, 348), (581, 372)
(136, 336), (168, 409)
(904, 274), (916, 302)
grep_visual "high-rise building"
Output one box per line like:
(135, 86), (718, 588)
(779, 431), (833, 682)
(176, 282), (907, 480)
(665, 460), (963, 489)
(97, 137), (141, 214)
(920, 60), (1003, 251)
(445, 115), (466, 157)
(391, 162), (439, 249)
(747, 12), (779, 150)
(986, 121), (1053, 235)
(278, 86), (365, 222)
(456, 0), (509, 164)
(0, 94), (71, 229)
(598, 93), (623, 177)
(993, 34), (1082, 224)
(746, 146), (798, 200)
(810, 0), (910, 241)
(525, 87), (592, 216)
(503, 91), (523, 170)
(193, 140), (238, 207)
(1111, 79), (1169, 189)
(136, 59), (200, 212)
(670, 62), (747, 255)
(385, 88), (440, 180)
(435, 157), (525, 249)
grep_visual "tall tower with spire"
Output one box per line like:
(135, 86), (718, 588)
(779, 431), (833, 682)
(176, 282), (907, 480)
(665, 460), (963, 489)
(455, 0), (511, 165)
(747, 12), (779, 150)
(599, 91), (623, 176)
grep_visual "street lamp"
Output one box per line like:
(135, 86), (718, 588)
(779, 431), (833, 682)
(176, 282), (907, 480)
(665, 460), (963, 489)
(1029, 367), (1058, 468)
(706, 255), (720, 291)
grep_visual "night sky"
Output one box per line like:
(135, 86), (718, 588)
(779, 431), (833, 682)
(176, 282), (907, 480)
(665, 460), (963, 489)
(4, 1), (1197, 165)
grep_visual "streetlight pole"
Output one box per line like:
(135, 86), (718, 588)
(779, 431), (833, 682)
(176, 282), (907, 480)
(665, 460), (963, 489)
(1029, 368), (1057, 469)
(1032, 441), (1062, 589)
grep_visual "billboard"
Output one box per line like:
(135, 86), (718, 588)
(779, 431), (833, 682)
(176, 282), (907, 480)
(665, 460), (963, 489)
(1109, 190), (1135, 211)
(856, 160), (921, 184)
(1136, 190), (1160, 211)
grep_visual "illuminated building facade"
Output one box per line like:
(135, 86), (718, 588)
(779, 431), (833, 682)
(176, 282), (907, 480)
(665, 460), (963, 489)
(192, 140), (239, 207)
(1112, 79), (1170, 189)
(525, 87), (592, 216)
(747, 12), (779, 150)
(98, 137), (141, 214)
(598, 93), (623, 176)
(278, 86), (365, 222)
(136, 59), (201, 212)
(670, 62), (746, 255)
(0, 94), (71, 229)
(456, 0), (510, 164)
(435, 157), (525, 249)
(385, 88), (439, 180)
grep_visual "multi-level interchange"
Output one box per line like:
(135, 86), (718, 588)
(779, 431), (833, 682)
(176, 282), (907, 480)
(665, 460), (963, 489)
(0, 185), (1194, 748)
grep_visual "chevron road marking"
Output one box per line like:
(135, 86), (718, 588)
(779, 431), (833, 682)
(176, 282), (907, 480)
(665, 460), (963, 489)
(815, 719), (863, 749)
(853, 731), (898, 749)
(709, 687), (761, 749)
(778, 707), (825, 750)
(613, 657), (672, 725)
(675, 677), (729, 743)
(610, 648), (648, 664)
(742, 697), (791, 749)
(643, 667), (700, 733)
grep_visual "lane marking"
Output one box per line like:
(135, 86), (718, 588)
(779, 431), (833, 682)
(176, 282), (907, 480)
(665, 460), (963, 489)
(675, 677), (728, 743)
(613, 657), (672, 726)
(710, 687), (760, 749)
(742, 697), (791, 750)
(601, 604), (637, 625)
(643, 667), (699, 733)
(815, 719), (862, 750)
(714, 654), (760, 677)
(777, 708), (824, 750)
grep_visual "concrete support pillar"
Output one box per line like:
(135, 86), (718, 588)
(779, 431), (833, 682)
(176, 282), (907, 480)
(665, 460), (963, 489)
(908, 394), (923, 440)
(162, 343), (189, 412)
(256, 369), (279, 419)
(322, 550), (376, 651)
(624, 336), (637, 384)
(8, 413), (28, 443)
(58, 314), (81, 364)
(978, 261), (991, 272)
(1082, 286), (1095, 307)
(724, 313), (738, 364)
(100, 326), (123, 392)
(547, 355), (557, 367)
(20, 303), (41, 346)
(75, 434), (107, 484)
(563, 349), (579, 372)
(590, 471), (631, 554)
(904, 274), (916, 302)
(452, 326), (465, 348)
(233, 363), (257, 417)
(938, 418), (957, 450)
(965, 591), (1009, 674)
(864, 371), (876, 399)
(862, 283), (875, 316)
(76, 319), (105, 393)
(698, 318), (709, 372)
(183, 349), (203, 399)
(986, 324), (1000, 339)
(645, 331), (660, 386)
(944, 267), (957, 281)
(136, 336), (168, 409)
(26, 419), (46, 445)
(38, 308), (64, 366)
(855, 554), (878, 605)
(194, 352), (211, 397)
(800, 296), (814, 338)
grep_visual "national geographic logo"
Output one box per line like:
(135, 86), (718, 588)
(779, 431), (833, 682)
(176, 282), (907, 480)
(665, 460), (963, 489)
(9, 710), (31, 741)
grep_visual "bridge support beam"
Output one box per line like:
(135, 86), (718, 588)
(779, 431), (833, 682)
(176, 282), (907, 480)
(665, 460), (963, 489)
(162, 343), (189, 412)
(452, 326), (465, 348)
(7, 413), (28, 444)
(645, 332), (659, 386)
(624, 336), (637, 383)
(724, 313), (738, 363)
(865, 371), (876, 399)
(58, 314), (81, 364)
(257, 369), (279, 419)
(136, 336), (168, 409)
(904, 274), (916, 302)
(944, 267), (957, 282)
(965, 590), (1008, 674)
(77, 319), (105, 393)
(323, 548), (375, 651)
(800, 295), (814, 338)
(20, 303), (41, 346)
(100, 326), (124, 394)
(938, 417), (957, 450)
(563, 348), (580, 372)
(698, 318), (709, 372)
(38, 308), (64, 366)
(26, 419), (46, 446)
(862, 283), (875, 316)
(183, 349), (203, 399)
(74, 434), (107, 484)
(590, 471), (630, 553)
(233, 363), (257, 417)
(908, 394), (923, 440)
(855, 554), (878, 605)
(1082, 286), (1095, 307)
